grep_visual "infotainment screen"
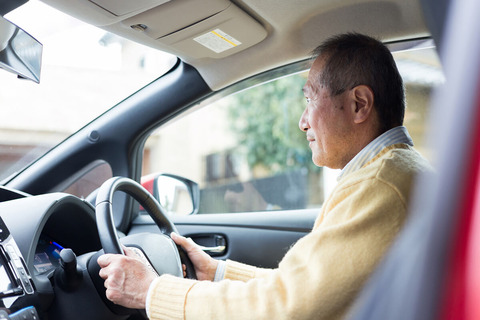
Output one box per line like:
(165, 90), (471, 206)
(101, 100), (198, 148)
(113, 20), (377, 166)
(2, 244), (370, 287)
(0, 256), (14, 293)
(0, 219), (15, 295)
(0, 217), (10, 242)
(0, 248), (20, 299)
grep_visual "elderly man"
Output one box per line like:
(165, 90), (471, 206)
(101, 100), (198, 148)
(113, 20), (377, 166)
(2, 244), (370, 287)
(98, 33), (431, 319)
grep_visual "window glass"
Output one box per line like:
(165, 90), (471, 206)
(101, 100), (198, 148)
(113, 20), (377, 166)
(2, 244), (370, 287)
(142, 45), (443, 214)
(61, 161), (113, 199)
(393, 46), (444, 161)
(0, 0), (176, 182)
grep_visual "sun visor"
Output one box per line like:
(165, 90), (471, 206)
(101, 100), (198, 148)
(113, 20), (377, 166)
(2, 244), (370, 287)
(84, 0), (266, 59)
(157, 4), (267, 59)
(122, 2), (267, 59)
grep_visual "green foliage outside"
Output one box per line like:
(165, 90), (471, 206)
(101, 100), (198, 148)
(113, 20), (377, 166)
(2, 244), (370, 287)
(226, 72), (319, 174)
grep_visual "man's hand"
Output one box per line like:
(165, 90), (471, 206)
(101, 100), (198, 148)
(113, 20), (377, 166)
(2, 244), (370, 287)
(171, 232), (219, 281)
(97, 247), (157, 309)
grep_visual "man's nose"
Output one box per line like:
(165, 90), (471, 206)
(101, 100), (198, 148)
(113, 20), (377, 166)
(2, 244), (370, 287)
(299, 109), (309, 132)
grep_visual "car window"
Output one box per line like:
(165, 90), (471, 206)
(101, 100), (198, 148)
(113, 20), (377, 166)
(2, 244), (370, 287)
(0, 0), (176, 183)
(143, 44), (443, 214)
(59, 161), (113, 199)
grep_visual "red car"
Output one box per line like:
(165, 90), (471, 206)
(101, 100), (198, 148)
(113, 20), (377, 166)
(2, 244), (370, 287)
(0, 0), (478, 319)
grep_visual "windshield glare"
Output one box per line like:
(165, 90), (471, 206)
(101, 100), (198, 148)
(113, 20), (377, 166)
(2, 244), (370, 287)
(0, 0), (176, 182)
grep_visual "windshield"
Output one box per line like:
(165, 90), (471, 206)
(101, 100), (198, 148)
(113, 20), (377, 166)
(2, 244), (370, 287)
(0, 0), (176, 182)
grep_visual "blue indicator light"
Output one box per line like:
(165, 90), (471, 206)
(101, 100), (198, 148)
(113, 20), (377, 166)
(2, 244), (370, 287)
(52, 241), (64, 250)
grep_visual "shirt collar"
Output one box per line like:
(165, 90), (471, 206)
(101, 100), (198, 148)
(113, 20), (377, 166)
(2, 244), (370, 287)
(337, 126), (414, 181)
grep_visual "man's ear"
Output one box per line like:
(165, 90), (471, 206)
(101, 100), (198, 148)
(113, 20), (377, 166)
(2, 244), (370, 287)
(350, 85), (374, 124)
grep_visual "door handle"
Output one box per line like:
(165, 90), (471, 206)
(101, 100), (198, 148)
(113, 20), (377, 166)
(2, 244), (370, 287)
(198, 244), (226, 254)
(188, 234), (226, 256)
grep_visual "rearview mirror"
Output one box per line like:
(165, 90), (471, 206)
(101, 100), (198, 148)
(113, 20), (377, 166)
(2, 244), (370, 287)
(0, 15), (42, 83)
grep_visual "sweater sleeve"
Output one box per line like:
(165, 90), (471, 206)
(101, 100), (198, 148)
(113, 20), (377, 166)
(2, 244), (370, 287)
(147, 176), (410, 320)
(223, 260), (274, 281)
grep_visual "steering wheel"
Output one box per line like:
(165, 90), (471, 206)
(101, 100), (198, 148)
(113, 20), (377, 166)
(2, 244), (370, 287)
(94, 176), (196, 286)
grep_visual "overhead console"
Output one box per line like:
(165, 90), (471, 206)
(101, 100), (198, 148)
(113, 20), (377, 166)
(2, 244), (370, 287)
(45, 0), (267, 59)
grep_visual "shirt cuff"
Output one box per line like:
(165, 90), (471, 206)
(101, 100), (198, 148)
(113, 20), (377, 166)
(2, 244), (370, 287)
(213, 260), (226, 282)
(145, 277), (158, 318)
(224, 259), (257, 281)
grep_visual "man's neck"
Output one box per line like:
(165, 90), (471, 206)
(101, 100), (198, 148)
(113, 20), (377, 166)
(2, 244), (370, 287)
(337, 126), (413, 180)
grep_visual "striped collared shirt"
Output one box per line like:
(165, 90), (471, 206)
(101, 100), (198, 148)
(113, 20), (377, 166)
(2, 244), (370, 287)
(337, 126), (414, 181)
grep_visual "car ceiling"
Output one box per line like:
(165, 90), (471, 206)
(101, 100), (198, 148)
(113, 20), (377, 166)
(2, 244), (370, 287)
(11, 0), (429, 90)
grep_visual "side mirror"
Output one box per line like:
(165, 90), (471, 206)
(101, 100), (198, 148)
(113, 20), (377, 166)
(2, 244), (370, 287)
(141, 173), (200, 215)
(0, 15), (42, 83)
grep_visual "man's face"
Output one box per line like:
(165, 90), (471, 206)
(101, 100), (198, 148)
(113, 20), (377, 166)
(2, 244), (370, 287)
(299, 58), (354, 169)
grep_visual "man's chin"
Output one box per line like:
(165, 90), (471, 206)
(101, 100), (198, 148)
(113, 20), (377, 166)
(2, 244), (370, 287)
(312, 154), (340, 169)
(312, 154), (325, 168)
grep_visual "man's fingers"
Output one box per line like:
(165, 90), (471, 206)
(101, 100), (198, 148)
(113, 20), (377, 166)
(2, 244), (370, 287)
(170, 232), (183, 243)
(123, 246), (137, 258)
(98, 254), (127, 280)
(97, 253), (115, 268)
(171, 232), (191, 248)
(96, 251), (155, 309)
(99, 268), (107, 280)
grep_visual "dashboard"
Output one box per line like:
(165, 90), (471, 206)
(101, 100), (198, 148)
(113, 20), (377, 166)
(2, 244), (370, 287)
(0, 185), (178, 320)
(0, 192), (107, 319)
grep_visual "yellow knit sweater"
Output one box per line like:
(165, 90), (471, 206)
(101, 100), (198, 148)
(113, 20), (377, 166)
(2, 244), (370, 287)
(147, 144), (431, 319)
